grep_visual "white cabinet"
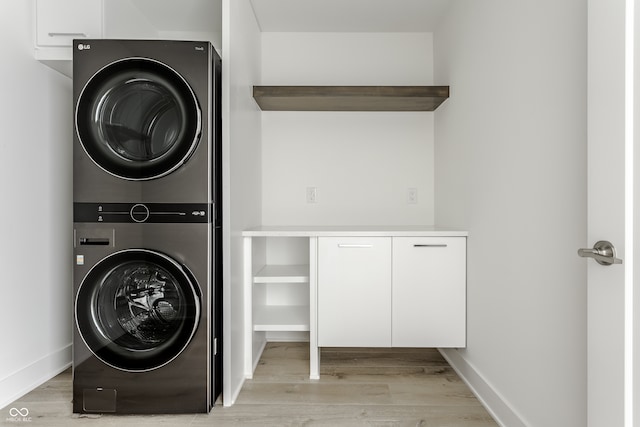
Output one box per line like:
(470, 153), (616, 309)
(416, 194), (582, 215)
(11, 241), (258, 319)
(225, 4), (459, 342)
(32, 0), (223, 77)
(36, 0), (102, 48)
(34, 0), (103, 76)
(243, 227), (467, 380)
(317, 237), (392, 347)
(392, 237), (466, 347)
(317, 235), (466, 349)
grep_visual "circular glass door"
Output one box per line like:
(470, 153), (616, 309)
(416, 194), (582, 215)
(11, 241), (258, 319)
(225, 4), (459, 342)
(75, 249), (201, 372)
(75, 58), (202, 180)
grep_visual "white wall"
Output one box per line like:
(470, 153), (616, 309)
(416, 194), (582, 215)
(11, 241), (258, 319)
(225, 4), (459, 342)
(106, 0), (223, 49)
(434, 1), (587, 426)
(103, 0), (157, 39)
(222, 0), (262, 406)
(261, 33), (435, 226)
(0, 0), (72, 409)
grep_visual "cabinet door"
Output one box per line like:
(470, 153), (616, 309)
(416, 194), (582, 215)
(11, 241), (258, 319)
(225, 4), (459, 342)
(392, 237), (466, 347)
(317, 237), (391, 347)
(36, 0), (103, 47)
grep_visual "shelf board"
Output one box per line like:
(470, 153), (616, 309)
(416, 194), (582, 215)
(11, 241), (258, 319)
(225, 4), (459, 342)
(254, 305), (310, 331)
(254, 264), (310, 283)
(252, 85), (449, 111)
(35, 48), (73, 78)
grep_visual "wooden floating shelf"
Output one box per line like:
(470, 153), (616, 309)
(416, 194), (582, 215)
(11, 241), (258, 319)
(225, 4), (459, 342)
(252, 86), (450, 112)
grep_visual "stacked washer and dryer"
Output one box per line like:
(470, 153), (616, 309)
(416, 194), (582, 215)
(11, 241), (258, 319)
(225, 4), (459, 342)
(72, 40), (221, 414)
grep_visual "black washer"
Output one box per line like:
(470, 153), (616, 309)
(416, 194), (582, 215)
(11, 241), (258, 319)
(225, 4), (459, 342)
(130, 204), (150, 223)
(75, 249), (201, 372)
(76, 57), (202, 180)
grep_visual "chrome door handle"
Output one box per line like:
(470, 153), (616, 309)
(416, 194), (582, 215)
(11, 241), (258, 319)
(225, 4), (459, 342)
(577, 240), (623, 266)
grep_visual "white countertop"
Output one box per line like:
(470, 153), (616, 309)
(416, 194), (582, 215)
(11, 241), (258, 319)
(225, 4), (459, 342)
(242, 225), (468, 237)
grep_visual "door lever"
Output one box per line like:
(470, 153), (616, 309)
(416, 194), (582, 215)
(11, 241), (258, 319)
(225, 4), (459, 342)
(577, 240), (623, 266)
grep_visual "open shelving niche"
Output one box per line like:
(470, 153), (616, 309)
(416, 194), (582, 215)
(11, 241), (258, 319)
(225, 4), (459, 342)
(243, 234), (318, 379)
(252, 264), (310, 332)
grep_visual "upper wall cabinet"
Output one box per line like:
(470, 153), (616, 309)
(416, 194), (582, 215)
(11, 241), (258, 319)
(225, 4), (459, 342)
(33, 0), (222, 78)
(36, 0), (103, 48)
(34, 0), (103, 76)
(253, 85), (449, 112)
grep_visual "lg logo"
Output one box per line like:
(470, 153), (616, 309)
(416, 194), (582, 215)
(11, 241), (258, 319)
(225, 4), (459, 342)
(77, 43), (91, 51)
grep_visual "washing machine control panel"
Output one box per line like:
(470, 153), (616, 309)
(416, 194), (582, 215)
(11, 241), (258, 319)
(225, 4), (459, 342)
(74, 202), (212, 223)
(130, 204), (150, 223)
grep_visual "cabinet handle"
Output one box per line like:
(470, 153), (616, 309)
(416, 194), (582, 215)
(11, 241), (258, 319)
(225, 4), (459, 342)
(413, 244), (447, 248)
(48, 32), (88, 37)
(337, 244), (373, 248)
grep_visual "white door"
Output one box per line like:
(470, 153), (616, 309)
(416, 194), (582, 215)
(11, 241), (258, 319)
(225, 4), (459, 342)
(317, 237), (392, 347)
(586, 0), (638, 425)
(391, 237), (466, 348)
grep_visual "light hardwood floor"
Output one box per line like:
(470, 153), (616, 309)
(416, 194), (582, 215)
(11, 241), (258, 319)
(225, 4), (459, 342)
(1, 343), (498, 426)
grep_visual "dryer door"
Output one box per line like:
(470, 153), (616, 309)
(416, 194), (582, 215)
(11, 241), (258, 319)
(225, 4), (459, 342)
(76, 249), (201, 372)
(75, 58), (202, 180)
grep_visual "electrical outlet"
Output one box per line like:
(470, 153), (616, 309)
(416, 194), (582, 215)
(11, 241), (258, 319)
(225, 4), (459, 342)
(306, 187), (317, 203)
(407, 188), (418, 204)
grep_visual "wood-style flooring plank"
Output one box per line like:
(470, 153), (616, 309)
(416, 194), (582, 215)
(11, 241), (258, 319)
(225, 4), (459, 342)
(1, 342), (498, 426)
(236, 382), (393, 405)
(192, 404), (498, 427)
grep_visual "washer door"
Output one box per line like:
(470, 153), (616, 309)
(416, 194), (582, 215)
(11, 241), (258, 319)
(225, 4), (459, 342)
(75, 58), (202, 180)
(76, 249), (201, 372)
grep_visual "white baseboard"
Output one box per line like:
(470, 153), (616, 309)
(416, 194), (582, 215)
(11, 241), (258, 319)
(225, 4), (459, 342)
(251, 339), (267, 376)
(0, 344), (72, 410)
(264, 331), (309, 342)
(224, 375), (245, 407)
(438, 348), (528, 427)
